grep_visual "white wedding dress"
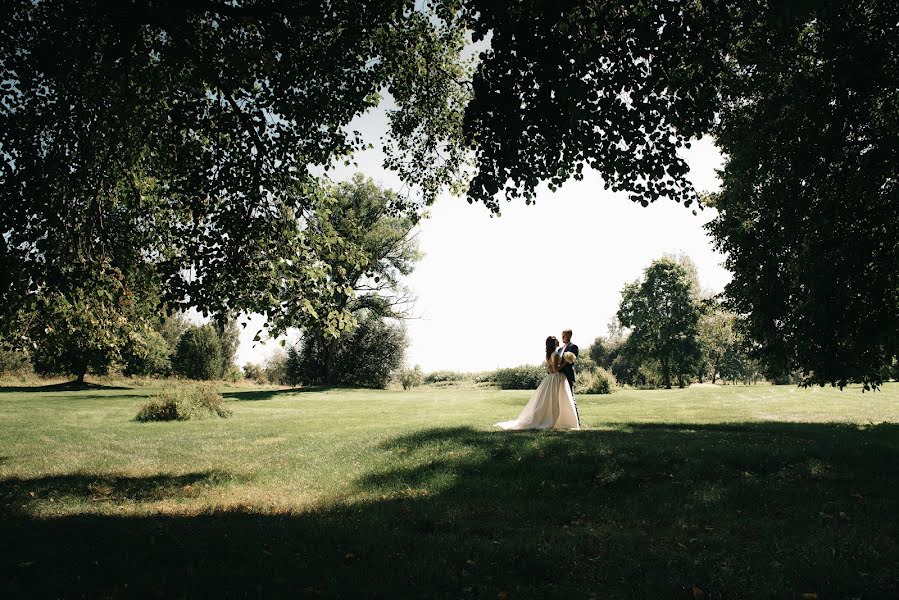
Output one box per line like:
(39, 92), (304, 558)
(496, 358), (580, 430)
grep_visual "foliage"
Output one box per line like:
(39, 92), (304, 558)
(697, 307), (750, 385)
(0, 349), (30, 376)
(29, 270), (137, 383)
(398, 365), (424, 390)
(423, 370), (466, 385)
(460, 0), (729, 211)
(290, 311), (407, 389)
(618, 258), (703, 388)
(299, 175), (423, 384)
(706, 1), (899, 389)
(122, 325), (172, 377)
(214, 319), (241, 381)
(0, 0), (468, 344)
(135, 384), (232, 422)
(263, 352), (290, 386)
(172, 325), (223, 381)
(493, 365), (546, 390)
(574, 367), (614, 395)
(242, 363), (265, 382)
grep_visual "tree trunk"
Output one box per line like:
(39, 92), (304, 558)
(76, 370), (86, 384)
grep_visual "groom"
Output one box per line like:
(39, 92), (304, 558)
(558, 329), (580, 423)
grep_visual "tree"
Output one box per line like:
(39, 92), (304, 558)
(289, 310), (407, 389)
(28, 267), (139, 383)
(301, 175), (422, 384)
(697, 306), (749, 385)
(705, 1), (899, 389)
(173, 325), (222, 381)
(1, 0), (468, 347)
(5, 1), (896, 387)
(617, 258), (702, 388)
(122, 325), (173, 377)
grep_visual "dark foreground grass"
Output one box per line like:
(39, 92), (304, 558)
(1, 384), (897, 598)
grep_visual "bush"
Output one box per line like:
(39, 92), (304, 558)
(172, 325), (222, 380)
(423, 370), (466, 384)
(0, 349), (31, 376)
(136, 384), (232, 422)
(575, 367), (614, 394)
(493, 365), (546, 390)
(398, 365), (423, 389)
(243, 363), (265, 382)
(264, 351), (289, 385)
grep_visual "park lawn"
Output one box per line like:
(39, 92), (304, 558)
(0, 382), (897, 598)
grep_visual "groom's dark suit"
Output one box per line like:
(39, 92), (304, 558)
(557, 342), (579, 389)
(557, 342), (580, 424)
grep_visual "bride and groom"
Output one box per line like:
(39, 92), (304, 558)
(496, 329), (581, 430)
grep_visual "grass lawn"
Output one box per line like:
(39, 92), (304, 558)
(1, 381), (897, 598)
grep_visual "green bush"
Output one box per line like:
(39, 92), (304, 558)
(172, 325), (222, 380)
(493, 365), (546, 390)
(398, 365), (423, 389)
(0, 349), (31, 375)
(264, 351), (289, 385)
(423, 370), (466, 384)
(473, 371), (497, 384)
(242, 363), (265, 382)
(136, 384), (232, 422)
(575, 367), (614, 394)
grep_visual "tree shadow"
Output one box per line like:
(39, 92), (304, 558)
(223, 386), (337, 401)
(1, 423), (897, 598)
(1, 471), (238, 515)
(0, 381), (132, 393)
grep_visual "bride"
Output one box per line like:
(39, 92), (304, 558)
(495, 336), (581, 430)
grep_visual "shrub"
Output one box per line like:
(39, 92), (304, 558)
(136, 384), (232, 422)
(473, 371), (497, 384)
(264, 351), (289, 385)
(575, 367), (614, 394)
(0, 349), (31, 375)
(423, 370), (466, 384)
(172, 325), (222, 380)
(398, 365), (423, 389)
(493, 365), (546, 390)
(242, 363), (265, 382)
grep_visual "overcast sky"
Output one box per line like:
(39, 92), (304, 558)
(234, 106), (729, 373)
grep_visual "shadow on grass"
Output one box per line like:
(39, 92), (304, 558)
(0, 381), (132, 393)
(0, 471), (244, 513)
(223, 386), (338, 401)
(1, 423), (897, 598)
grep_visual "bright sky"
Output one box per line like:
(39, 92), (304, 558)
(234, 107), (729, 373)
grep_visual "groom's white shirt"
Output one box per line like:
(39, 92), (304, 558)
(558, 343), (568, 355)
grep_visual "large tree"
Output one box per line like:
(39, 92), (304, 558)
(3, 1), (896, 388)
(617, 258), (702, 389)
(706, 1), (899, 389)
(297, 174), (421, 384)
(0, 0), (468, 346)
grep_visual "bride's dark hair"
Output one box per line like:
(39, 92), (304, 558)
(545, 336), (559, 360)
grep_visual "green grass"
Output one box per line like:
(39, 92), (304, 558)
(1, 382), (897, 598)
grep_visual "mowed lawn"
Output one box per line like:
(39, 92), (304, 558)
(1, 382), (897, 598)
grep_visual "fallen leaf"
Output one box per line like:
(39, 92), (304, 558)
(801, 594), (817, 600)
(692, 585), (704, 599)
(497, 592), (509, 600)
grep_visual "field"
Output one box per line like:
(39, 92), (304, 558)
(1, 382), (897, 598)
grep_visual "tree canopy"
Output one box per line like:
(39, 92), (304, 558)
(2, 0), (896, 386)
